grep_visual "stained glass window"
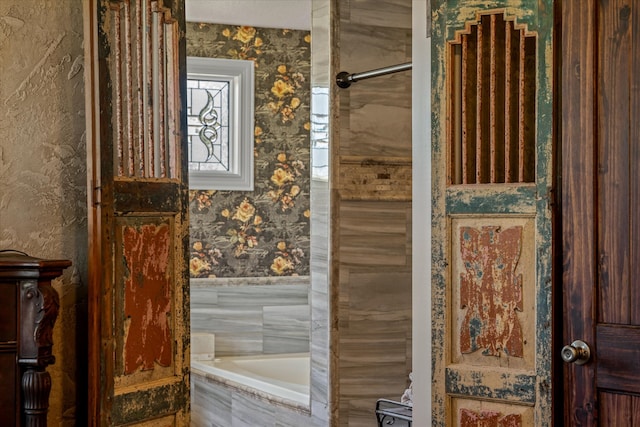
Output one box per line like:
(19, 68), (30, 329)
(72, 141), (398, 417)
(187, 79), (230, 172)
(187, 57), (254, 190)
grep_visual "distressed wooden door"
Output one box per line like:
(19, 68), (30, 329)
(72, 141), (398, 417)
(562, 0), (640, 425)
(431, 1), (554, 425)
(85, 0), (189, 425)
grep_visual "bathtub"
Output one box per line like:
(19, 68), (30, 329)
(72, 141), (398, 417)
(191, 353), (310, 409)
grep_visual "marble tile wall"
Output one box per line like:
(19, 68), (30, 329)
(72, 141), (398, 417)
(307, 0), (333, 424)
(333, 0), (413, 426)
(337, 201), (413, 426)
(310, 179), (331, 423)
(191, 278), (310, 356)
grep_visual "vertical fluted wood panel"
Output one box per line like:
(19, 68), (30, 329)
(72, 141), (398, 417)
(448, 12), (536, 185)
(517, 33), (526, 182)
(109, 0), (176, 179)
(158, 15), (167, 178)
(135, 0), (145, 176)
(145, 0), (155, 177)
(113, 3), (124, 176)
(125, 1), (135, 176)
(489, 15), (497, 183)
(475, 21), (484, 183)
(460, 38), (470, 183)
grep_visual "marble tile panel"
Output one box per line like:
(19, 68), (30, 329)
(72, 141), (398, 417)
(217, 285), (309, 307)
(340, 239), (408, 266)
(190, 308), (263, 333)
(310, 398), (329, 425)
(347, 0), (412, 29)
(212, 332), (263, 356)
(274, 407), (317, 427)
(231, 392), (275, 427)
(343, 106), (412, 158)
(340, 26), (410, 72)
(311, 291), (329, 336)
(340, 365), (409, 400)
(339, 228), (409, 258)
(192, 375), (233, 427)
(193, 370), (318, 427)
(310, 361), (329, 403)
(347, 271), (411, 316)
(340, 201), (411, 234)
(190, 287), (220, 309)
(311, 274), (328, 295)
(347, 398), (385, 427)
(263, 305), (311, 354)
(343, 76), (412, 112)
(339, 333), (409, 367)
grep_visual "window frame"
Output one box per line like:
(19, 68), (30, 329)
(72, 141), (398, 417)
(187, 56), (254, 190)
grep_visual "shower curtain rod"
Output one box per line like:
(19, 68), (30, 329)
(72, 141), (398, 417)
(335, 62), (412, 88)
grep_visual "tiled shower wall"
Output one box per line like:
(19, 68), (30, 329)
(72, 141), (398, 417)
(334, 0), (413, 426)
(191, 277), (310, 357)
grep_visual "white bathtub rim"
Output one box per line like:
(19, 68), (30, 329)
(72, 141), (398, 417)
(191, 353), (311, 411)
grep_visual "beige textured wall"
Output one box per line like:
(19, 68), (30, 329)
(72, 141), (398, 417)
(0, 1), (87, 425)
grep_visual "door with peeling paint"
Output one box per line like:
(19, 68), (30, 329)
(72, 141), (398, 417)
(562, 0), (640, 425)
(85, 0), (189, 425)
(431, 1), (554, 425)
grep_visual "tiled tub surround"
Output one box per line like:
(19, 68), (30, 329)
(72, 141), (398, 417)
(190, 277), (314, 426)
(190, 277), (310, 357)
(192, 353), (310, 409)
(192, 363), (316, 427)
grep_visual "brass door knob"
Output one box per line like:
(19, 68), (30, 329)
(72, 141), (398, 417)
(561, 340), (591, 365)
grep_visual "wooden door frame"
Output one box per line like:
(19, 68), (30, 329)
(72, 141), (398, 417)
(83, 0), (101, 421)
(552, 1), (564, 426)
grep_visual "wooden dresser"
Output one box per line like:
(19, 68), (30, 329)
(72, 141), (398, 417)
(0, 251), (71, 427)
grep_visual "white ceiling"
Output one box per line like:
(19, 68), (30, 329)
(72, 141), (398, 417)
(186, 0), (312, 30)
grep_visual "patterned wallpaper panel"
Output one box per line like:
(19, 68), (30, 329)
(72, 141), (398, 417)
(187, 23), (311, 278)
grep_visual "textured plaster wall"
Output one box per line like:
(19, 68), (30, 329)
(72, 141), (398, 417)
(0, 1), (87, 425)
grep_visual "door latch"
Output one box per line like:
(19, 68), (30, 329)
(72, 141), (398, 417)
(561, 340), (591, 365)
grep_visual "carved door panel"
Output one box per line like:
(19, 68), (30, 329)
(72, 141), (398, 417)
(562, 0), (640, 425)
(431, 2), (554, 426)
(85, 0), (189, 425)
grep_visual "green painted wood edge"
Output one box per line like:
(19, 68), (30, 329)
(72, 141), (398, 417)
(446, 184), (537, 214)
(111, 379), (189, 425)
(445, 367), (537, 404)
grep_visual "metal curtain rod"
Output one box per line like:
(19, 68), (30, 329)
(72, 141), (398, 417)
(335, 62), (412, 88)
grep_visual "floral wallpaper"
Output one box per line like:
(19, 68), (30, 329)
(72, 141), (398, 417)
(187, 23), (311, 278)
